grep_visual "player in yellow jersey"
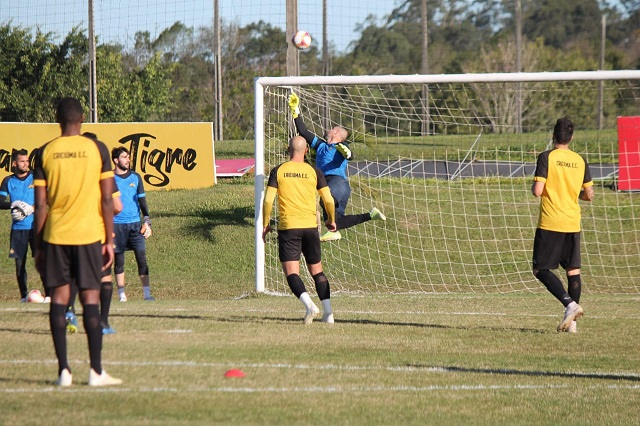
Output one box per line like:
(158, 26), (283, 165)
(33, 98), (122, 387)
(262, 136), (337, 324)
(531, 117), (594, 333)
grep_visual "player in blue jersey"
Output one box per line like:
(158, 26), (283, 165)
(0, 149), (47, 302)
(111, 147), (154, 301)
(288, 93), (386, 242)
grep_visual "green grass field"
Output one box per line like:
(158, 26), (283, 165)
(0, 176), (639, 424)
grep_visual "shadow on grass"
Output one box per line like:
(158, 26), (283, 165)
(0, 327), (50, 335)
(406, 364), (640, 382)
(160, 205), (254, 242)
(218, 315), (546, 334)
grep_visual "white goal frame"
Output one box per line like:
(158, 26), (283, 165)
(254, 70), (640, 293)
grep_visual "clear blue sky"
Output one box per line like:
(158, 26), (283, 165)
(0, 0), (398, 53)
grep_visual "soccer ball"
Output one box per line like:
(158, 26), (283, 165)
(292, 30), (312, 50)
(27, 289), (45, 303)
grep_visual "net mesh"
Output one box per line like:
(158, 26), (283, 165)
(260, 78), (640, 294)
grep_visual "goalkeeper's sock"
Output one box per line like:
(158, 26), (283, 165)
(143, 286), (152, 299)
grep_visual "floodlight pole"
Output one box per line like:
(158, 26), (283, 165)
(88, 0), (98, 122)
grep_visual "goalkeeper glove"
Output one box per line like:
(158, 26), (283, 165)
(10, 200), (34, 221)
(335, 143), (352, 160)
(140, 216), (152, 238)
(288, 93), (300, 118)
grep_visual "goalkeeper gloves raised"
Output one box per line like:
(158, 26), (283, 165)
(10, 200), (34, 221)
(335, 143), (352, 160)
(288, 93), (300, 118)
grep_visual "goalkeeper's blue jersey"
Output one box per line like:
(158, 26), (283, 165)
(114, 171), (146, 224)
(310, 136), (349, 180)
(0, 172), (35, 230)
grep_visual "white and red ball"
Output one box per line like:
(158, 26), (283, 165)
(27, 289), (45, 303)
(292, 30), (312, 50)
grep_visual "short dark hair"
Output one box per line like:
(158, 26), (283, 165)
(111, 146), (129, 161)
(553, 117), (574, 144)
(55, 97), (84, 124)
(12, 149), (28, 162)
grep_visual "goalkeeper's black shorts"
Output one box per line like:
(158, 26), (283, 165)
(277, 228), (321, 264)
(9, 229), (34, 259)
(113, 222), (146, 253)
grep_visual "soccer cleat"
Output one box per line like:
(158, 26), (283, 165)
(119, 293), (127, 302)
(322, 312), (335, 324)
(65, 311), (78, 334)
(320, 231), (341, 242)
(20, 297), (27, 303)
(43, 296), (51, 303)
(568, 320), (577, 333)
(144, 296), (156, 301)
(102, 327), (117, 335)
(370, 207), (386, 221)
(55, 368), (73, 387)
(304, 304), (320, 325)
(557, 302), (583, 333)
(89, 369), (122, 387)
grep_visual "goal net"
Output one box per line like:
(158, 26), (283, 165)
(255, 71), (640, 295)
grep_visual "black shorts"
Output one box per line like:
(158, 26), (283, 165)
(102, 264), (112, 279)
(114, 222), (146, 253)
(9, 229), (34, 259)
(532, 228), (581, 270)
(277, 228), (322, 264)
(44, 241), (103, 289)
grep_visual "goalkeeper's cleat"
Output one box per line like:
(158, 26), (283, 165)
(320, 231), (341, 242)
(89, 369), (122, 387)
(557, 302), (583, 333)
(144, 296), (156, 301)
(65, 311), (78, 334)
(304, 304), (320, 325)
(102, 327), (117, 335)
(567, 320), (577, 333)
(370, 207), (386, 221)
(119, 293), (127, 302)
(322, 312), (335, 324)
(55, 368), (73, 387)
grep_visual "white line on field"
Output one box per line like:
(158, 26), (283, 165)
(1, 359), (639, 380)
(2, 383), (640, 394)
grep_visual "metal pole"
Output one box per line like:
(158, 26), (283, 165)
(515, 0), (522, 133)
(420, 0), (430, 136)
(322, 0), (330, 130)
(213, 0), (223, 140)
(88, 0), (98, 122)
(597, 14), (606, 130)
(286, 0), (299, 76)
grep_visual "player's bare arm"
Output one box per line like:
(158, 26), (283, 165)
(100, 176), (115, 270)
(579, 185), (595, 202)
(531, 181), (545, 197)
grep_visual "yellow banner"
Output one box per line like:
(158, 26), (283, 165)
(0, 122), (216, 190)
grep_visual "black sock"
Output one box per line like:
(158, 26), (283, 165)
(82, 304), (102, 374)
(286, 274), (307, 298)
(336, 213), (370, 230)
(567, 274), (581, 304)
(67, 284), (78, 314)
(49, 303), (69, 375)
(312, 272), (330, 300)
(100, 282), (113, 328)
(536, 270), (573, 307)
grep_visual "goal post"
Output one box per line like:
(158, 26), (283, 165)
(255, 70), (640, 295)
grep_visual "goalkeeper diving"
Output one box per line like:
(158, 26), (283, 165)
(288, 92), (386, 242)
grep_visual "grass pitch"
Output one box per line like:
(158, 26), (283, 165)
(0, 177), (639, 424)
(0, 294), (639, 425)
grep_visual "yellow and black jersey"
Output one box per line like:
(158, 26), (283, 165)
(266, 161), (329, 230)
(534, 148), (593, 232)
(33, 135), (113, 245)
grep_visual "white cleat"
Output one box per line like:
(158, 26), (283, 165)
(322, 312), (334, 324)
(55, 368), (73, 387)
(567, 320), (577, 333)
(119, 293), (127, 302)
(89, 369), (123, 387)
(370, 207), (386, 221)
(557, 302), (583, 333)
(304, 304), (320, 325)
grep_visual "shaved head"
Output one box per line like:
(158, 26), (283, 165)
(289, 136), (307, 153)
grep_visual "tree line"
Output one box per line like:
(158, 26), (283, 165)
(1, 0), (639, 139)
